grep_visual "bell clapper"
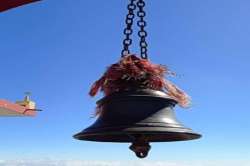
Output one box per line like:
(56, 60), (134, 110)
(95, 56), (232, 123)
(129, 136), (151, 159)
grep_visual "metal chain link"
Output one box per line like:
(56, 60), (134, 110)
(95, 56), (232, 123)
(137, 0), (148, 59)
(121, 0), (148, 59)
(121, 0), (137, 57)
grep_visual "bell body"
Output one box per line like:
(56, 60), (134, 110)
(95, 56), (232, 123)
(74, 89), (201, 143)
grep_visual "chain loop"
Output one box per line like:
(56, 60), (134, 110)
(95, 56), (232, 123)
(121, 0), (137, 57)
(137, 0), (148, 59)
(121, 0), (148, 59)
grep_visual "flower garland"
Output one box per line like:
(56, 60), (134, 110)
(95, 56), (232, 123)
(89, 54), (191, 115)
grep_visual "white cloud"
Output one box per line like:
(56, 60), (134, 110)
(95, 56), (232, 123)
(0, 160), (249, 166)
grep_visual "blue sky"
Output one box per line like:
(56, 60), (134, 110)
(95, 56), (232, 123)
(0, 0), (250, 164)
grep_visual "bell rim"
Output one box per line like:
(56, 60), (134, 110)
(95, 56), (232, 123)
(73, 131), (202, 143)
(74, 123), (202, 142)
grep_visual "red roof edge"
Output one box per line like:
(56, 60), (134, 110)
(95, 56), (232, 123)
(0, 0), (41, 12)
(0, 100), (36, 116)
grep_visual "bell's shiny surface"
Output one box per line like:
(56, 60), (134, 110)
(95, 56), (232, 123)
(74, 89), (201, 158)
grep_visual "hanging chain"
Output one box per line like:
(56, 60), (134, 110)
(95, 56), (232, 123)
(121, 0), (148, 59)
(121, 0), (137, 57)
(137, 0), (148, 59)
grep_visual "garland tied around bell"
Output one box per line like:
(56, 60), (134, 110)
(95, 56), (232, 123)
(89, 54), (191, 116)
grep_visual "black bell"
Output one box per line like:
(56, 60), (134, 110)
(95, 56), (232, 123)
(74, 89), (201, 158)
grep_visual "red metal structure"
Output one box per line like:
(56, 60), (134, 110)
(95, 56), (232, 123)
(0, 0), (41, 12)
